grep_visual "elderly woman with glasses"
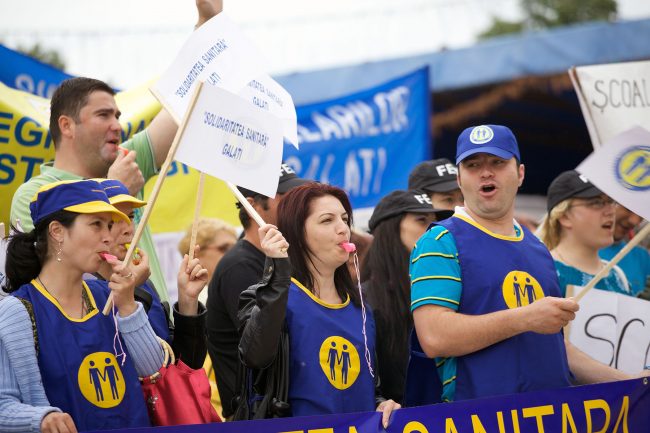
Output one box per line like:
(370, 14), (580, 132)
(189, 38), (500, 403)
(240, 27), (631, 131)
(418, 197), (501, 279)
(538, 170), (631, 296)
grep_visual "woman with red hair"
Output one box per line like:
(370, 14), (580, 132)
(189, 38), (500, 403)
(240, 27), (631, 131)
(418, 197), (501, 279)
(237, 183), (399, 426)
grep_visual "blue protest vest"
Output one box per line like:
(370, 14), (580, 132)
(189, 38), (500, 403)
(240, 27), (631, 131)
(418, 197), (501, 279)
(437, 215), (571, 401)
(285, 278), (376, 416)
(13, 279), (150, 431)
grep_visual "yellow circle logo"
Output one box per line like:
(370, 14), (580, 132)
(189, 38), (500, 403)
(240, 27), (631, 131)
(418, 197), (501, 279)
(77, 352), (126, 408)
(615, 146), (650, 191)
(502, 271), (544, 309)
(319, 336), (360, 390)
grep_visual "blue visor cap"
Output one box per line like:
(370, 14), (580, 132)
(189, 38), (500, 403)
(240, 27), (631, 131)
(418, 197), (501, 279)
(456, 125), (521, 165)
(29, 179), (129, 226)
(99, 179), (146, 208)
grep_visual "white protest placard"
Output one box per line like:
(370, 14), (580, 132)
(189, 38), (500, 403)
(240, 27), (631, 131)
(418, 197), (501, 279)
(568, 287), (650, 374)
(569, 60), (650, 148)
(238, 75), (299, 148)
(152, 13), (268, 123)
(577, 126), (650, 220)
(174, 84), (283, 198)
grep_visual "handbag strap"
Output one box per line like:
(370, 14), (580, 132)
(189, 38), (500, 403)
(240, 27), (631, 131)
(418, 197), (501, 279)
(158, 336), (176, 366)
(140, 337), (175, 383)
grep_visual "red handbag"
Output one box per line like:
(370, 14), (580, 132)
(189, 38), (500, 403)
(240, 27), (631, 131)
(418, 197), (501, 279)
(140, 338), (222, 426)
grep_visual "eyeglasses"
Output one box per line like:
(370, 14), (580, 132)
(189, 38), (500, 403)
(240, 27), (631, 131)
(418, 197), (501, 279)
(570, 197), (617, 210)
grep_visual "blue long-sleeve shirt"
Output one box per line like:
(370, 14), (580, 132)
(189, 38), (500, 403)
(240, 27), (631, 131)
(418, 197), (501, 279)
(0, 297), (163, 433)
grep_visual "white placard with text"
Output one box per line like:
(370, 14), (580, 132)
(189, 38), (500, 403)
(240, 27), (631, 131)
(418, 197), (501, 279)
(152, 13), (267, 122)
(570, 60), (650, 148)
(568, 287), (650, 374)
(175, 85), (283, 198)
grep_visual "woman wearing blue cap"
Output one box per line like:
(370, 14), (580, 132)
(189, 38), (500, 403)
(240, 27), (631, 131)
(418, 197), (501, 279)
(1, 179), (164, 432)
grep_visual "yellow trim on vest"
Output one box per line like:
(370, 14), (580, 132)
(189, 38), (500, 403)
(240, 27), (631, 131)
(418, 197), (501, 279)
(291, 277), (350, 309)
(31, 279), (99, 322)
(453, 214), (523, 242)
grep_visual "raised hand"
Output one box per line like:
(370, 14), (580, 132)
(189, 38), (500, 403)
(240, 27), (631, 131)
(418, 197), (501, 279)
(195, 0), (223, 28)
(107, 150), (145, 196)
(258, 224), (289, 259)
(177, 245), (209, 316)
(130, 247), (151, 288)
(105, 255), (138, 317)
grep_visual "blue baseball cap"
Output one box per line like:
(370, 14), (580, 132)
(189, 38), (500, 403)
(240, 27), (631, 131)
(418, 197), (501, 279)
(98, 179), (146, 208)
(29, 179), (129, 226)
(456, 125), (521, 165)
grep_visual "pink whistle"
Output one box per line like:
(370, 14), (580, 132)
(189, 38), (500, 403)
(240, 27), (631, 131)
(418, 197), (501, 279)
(99, 252), (118, 261)
(340, 242), (356, 253)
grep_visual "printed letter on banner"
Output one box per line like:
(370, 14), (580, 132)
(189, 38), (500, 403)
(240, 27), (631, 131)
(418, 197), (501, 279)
(152, 13), (268, 123)
(569, 288), (650, 374)
(571, 60), (650, 148)
(175, 85), (283, 198)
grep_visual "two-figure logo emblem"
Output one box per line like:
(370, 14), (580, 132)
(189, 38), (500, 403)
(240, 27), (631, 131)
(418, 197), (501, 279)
(78, 352), (125, 408)
(502, 271), (545, 309)
(615, 146), (650, 191)
(319, 336), (360, 390)
(469, 125), (495, 144)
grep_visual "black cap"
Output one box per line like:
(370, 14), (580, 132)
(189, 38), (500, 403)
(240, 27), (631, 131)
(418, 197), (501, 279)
(408, 158), (459, 193)
(547, 170), (603, 213)
(368, 190), (454, 233)
(237, 162), (311, 198)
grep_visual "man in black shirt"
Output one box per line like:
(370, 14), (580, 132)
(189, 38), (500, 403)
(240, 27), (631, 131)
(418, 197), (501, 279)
(206, 164), (310, 419)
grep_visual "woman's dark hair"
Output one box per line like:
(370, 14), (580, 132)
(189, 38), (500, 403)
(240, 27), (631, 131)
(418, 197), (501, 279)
(277, 183), (360, 306)
(4, 210), (78, 292)
(361, 214), (411, 355)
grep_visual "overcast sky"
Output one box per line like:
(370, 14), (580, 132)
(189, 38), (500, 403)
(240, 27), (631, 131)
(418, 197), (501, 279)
(1, 0), (649, 89)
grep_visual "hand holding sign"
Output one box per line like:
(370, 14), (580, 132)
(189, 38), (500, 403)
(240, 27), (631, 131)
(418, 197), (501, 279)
(152, 13), (268, 123)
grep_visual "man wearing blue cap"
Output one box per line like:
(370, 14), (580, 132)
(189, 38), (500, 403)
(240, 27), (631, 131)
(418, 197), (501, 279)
(408, 125), (632, 403)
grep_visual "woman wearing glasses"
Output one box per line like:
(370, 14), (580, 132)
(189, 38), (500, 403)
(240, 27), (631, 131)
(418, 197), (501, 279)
(538, 170), (631, 296)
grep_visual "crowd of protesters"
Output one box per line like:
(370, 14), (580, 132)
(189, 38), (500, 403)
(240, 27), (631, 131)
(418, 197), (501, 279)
(3, 114), (649, 433)
(2, 4), (650, 433)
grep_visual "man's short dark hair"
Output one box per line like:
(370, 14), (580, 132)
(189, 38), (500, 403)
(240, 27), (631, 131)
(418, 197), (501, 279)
(49, 77), (115, 147)
(238, 195), (269, 229)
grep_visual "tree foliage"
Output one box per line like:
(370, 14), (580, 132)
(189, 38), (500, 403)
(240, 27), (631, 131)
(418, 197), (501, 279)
(17, 43), (66, 70)
(479, 0), (618, 39)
